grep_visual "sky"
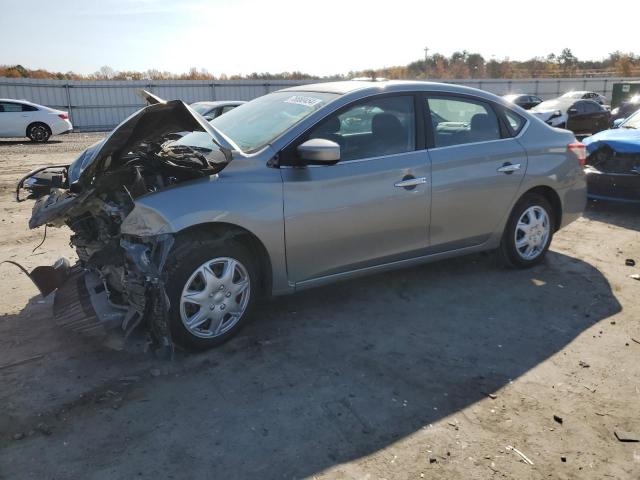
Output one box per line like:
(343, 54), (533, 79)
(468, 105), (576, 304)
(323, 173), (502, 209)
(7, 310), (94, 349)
(1, 0), (638, 77)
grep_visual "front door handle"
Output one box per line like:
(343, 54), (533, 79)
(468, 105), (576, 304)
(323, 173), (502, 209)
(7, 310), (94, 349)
(497, 162), (521, 174)
(394, 176), (427, 189)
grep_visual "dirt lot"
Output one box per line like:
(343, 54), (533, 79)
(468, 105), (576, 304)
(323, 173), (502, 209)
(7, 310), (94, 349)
(0, 133), (639, 480)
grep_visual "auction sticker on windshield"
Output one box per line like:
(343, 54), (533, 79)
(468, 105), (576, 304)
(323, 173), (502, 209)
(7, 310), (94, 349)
(284, 95), (323, 107)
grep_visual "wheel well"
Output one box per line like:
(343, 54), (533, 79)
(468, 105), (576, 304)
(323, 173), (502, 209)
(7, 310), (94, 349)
(25, 122), (51, 136)
(522, 186), (562, 231)
(176, 222), (273, 297)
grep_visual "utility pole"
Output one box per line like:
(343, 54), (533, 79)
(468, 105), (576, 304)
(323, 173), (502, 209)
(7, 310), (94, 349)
(424, 46), (429, 78)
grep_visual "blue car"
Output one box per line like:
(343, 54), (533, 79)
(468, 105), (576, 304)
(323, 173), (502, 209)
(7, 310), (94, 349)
(583, 110), (640, 203)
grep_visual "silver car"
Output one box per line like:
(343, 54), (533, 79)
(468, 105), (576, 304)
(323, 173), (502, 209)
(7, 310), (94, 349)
(18, 81), (586, 354)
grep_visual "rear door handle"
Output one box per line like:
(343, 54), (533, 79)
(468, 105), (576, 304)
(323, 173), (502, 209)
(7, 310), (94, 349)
(497, 162), (521, 174)
(394, 176), (427, 189)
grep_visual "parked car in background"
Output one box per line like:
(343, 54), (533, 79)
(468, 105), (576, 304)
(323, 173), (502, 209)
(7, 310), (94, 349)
(0, 99), (72, 142)
(609, 95), (640, 126)
(531, 98), (610, 135)
(582, 109), (640, 203)
(502, 94), (543, 110)
(18, 80), (586, 352)
(561, 91), (608, 106)
(190, 101), (245, 121)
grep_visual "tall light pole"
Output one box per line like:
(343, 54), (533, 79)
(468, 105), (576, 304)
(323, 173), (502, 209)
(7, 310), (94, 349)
(424, 46), (429, 78)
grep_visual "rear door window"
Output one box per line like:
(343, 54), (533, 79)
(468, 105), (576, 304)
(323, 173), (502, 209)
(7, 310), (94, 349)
(426, 96), (501, 147)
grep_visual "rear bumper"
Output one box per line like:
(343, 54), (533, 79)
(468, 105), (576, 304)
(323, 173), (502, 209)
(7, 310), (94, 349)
(50, 119), (73, 136)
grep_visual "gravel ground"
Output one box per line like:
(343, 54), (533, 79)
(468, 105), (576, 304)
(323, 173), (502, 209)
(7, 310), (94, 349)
(0, 133), (639, 480)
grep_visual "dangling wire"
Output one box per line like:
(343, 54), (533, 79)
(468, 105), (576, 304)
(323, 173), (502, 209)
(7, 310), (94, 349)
(32, 225), (47, 253)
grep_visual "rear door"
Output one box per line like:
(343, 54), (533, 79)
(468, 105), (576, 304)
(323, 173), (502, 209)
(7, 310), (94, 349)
(566, 101), (590, 133)
(424, 94), (528, 250)
(281, 94), (431, 284)
(583, 101), (609, 133)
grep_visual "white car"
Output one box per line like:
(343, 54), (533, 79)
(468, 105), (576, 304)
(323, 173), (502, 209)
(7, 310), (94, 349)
(561, 91), (608, 106)
(0, 99), (73, 142)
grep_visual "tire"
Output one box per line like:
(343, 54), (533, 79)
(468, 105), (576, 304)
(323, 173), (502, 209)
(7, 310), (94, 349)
(27, 123), (51, 142)
(499, 193), (554, 269)
(164, 233), (259, 351)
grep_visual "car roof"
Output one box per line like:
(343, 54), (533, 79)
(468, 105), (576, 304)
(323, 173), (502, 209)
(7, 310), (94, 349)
(0, 98), (36, 104)
(280, 80), (505, 102)
(190, 100), (246, 107)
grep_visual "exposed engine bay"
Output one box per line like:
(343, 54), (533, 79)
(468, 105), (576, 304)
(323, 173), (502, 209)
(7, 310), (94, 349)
(16, 97), (232, 356)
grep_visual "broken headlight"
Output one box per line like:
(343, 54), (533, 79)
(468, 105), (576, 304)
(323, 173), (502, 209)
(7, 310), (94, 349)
(120, 204), (172, 236)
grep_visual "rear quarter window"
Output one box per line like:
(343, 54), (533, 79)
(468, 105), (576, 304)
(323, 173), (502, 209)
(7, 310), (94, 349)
(503, 109), (526, 136)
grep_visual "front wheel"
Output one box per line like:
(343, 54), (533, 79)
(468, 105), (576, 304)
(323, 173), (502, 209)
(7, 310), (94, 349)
(164, 234), (258, 351)
(499, 194), (554, 268)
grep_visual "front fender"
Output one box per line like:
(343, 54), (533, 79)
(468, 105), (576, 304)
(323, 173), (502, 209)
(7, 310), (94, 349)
(131, 160), (290, 294)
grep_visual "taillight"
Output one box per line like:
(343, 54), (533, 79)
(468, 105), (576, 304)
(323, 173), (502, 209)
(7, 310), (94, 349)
(58, 113), (69, 120)
(568, 142), (586, 167)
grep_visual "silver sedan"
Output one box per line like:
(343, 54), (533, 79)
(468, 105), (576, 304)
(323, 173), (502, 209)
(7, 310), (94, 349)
(20, 81), (587, 353)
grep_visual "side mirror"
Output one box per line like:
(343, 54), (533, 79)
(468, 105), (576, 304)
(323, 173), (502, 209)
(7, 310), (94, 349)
(297, 139), (340, 165)
(204, 115), (213, 121)
(612, 118), (625, 129)
(568, 108), (578, 116)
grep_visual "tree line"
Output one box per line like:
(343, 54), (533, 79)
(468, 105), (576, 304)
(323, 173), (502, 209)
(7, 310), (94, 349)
(2, 49), (639, 81)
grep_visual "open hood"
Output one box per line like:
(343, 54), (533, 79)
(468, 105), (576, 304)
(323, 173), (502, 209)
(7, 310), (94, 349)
(69, 100), (239, 188)
(138, 88), (166, 105)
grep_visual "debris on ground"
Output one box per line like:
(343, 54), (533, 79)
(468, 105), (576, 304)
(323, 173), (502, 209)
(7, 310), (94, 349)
(614, 430), (640, 442)
(630, 274), (640, 281)
(12, 432), (25, 441)
(506, 445), (534, 466)
(631, 338), (640, 345)
(625, 259), (636, 267)
(579, 361), (590, 368)
(553, 415), (564, 424)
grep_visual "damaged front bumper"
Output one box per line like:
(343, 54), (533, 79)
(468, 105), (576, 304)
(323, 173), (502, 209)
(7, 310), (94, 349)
(585, 166), (640, 203)
(15, 97), (235, 356)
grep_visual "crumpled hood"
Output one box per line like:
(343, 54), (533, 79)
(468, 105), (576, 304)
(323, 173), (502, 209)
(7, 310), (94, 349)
(69, 100), (237, 188)
(583, 128), (640, 155)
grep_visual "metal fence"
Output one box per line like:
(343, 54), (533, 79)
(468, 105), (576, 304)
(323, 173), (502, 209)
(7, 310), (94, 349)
(1, 76), (638, 131)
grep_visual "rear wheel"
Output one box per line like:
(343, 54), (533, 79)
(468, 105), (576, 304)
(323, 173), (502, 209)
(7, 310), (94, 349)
(27, 123), (51, 142)
(499, 194), (554, 268)
(165, 233), (259, 351)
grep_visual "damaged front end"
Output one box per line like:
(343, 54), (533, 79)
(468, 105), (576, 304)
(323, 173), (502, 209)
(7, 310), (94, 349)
(17, 98), (236, 355)
(583, 131), (640, 204)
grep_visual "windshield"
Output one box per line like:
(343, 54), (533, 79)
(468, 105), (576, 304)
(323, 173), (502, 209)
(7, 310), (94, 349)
(210, 91), (339, 152)
(191, 103), (214, 116)
(621, 110), (640, 129)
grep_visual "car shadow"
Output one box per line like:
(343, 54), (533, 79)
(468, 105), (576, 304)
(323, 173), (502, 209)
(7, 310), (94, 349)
(0, 251), (622, 478)
(585, 199), (640, 232)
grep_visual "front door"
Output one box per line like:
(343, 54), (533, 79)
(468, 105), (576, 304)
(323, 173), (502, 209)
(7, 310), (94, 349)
(281, 94), (431, 284)
(425, 94), (528, 250)
(0, 102), (28, 137)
